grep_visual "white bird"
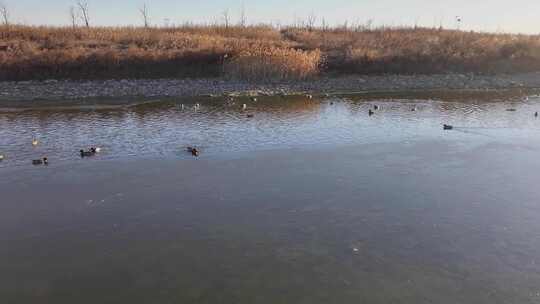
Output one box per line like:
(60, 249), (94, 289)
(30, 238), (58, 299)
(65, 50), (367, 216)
(95, 147), (102, 153)
(32, 139), (39, 146)
(242, 104), (247, 110)
(0, 154), (4, 161)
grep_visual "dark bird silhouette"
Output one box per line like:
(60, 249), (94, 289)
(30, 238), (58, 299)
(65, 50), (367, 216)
(443, 124), (454, 130)
(187, 147), (199, 157)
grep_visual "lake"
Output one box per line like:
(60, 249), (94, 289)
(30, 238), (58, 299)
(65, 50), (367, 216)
(1, 90), (540, 303)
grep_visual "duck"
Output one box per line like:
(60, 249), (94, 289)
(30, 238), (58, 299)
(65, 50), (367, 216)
(368, 109), (374, 116)
(32, 139), (39, 146)
(80, 149), (94, 157)
(187, 147), (199, 157)
(506, 108), (517, 112)
(246, 114), (254, 118)
(242, 104), (247, 110)
(535, 112), (538, 117)
(305, 94), (313, 99)
(0, 154), (4, 161)
(411, 107), (417, 112)
(32, 157), (48, 165)
(95, 147), (102, 153)
(373, 105), (379, 110)
(443, 124), (454, 130)
(330, 101), (334, 105)
(251, 97), (258, 102)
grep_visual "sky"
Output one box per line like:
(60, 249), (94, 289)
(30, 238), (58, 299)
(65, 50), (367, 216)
(2, 0), (540, 34)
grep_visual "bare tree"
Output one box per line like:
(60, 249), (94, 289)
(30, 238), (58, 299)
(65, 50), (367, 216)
(0, 2), (9, 26)
(222, 9), (230, 29)
(139, 4), (150, 28)
(77, 1), (90, 28)
(69, 5), (77, 28)
(306, 12), (316, 31)
(239, 2), (246, 27)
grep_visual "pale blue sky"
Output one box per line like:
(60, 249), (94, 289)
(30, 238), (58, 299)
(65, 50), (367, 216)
(3, 0), (540, 33)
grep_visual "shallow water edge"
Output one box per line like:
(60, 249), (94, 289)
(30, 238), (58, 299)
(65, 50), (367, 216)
(2, 73), (540, 109)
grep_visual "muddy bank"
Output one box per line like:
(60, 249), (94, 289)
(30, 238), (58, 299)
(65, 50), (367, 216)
(2, 73), (540, 108)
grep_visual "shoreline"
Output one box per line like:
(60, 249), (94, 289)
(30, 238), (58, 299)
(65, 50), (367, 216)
(2, 73), (540, 109)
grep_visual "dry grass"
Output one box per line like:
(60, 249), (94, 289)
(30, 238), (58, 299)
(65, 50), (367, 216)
(1, 24), (540, 81)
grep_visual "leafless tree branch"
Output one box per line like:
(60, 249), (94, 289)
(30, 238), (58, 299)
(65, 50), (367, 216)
(69, 5), (77, 29)
(222, 9), (230, 29)
(0, 2), (9, 26)
(139, 4), (150, 28)
(77, 1), (90, 28)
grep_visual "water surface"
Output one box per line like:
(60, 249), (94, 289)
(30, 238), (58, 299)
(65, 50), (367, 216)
(1, 91), (540, 303)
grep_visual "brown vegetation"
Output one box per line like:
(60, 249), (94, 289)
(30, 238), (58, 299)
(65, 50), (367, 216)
(1, 24), (540, 81)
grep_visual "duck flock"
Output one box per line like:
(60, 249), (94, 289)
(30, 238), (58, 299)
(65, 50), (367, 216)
(0, 94), (538, 166)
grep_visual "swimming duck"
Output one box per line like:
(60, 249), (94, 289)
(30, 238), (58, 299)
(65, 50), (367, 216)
(306, 94), (313, 99)
(95, 147), (102, 153)
(330, 102), (334, 105)
(443, 124), (454, 130)
(535, 112), (538, 117)
(368, 109), (374, 116)
(80, 149), (94, 157)
(32, 139), (39, 146)
(32, 157), (48, 165)
(411, 107), (417, 112)
(373, 105), (379, 110)
(187, 147), (199, 157)
(506, 108), (517, 112)
(0, 154), (4, 161)
(242, 104), (247, 110)
(247, 114), (254, 118)
(251, 97), (258, 102)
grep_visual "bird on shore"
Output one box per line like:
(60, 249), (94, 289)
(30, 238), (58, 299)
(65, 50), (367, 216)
(443, 124), (454, 130)
(187, 147), (199, 157)
(32, 139), (39, 146)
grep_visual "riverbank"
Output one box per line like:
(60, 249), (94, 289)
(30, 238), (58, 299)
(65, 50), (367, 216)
(2, 72), (540, 108)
